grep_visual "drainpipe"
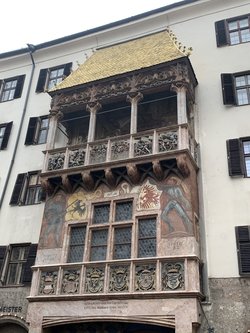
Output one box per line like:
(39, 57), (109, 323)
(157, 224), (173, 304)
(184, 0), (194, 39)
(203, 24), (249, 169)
(0, 44), (36, 208)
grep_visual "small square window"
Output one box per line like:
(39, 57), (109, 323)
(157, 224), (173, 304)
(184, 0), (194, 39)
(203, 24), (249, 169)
(115, 201), (133, 221)
(93, 204), (110, 224)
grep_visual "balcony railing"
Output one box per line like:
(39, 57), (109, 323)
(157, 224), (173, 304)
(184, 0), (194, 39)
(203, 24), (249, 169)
(30, 256), (200, 298)
(42, 125), (198, 173)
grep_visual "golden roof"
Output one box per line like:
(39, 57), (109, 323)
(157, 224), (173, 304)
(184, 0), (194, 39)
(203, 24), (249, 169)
(52, 30), (191, 91)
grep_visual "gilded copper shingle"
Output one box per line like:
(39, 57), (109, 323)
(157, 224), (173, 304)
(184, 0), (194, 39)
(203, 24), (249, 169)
(52, 30), (190, 91)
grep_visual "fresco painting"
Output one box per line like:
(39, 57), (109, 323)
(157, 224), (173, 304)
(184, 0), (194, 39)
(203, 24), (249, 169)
(39, 192), (67, 248)
(160, 176), (193, 237)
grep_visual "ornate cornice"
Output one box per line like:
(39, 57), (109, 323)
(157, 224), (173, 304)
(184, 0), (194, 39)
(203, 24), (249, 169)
(50, 61), (195, 112)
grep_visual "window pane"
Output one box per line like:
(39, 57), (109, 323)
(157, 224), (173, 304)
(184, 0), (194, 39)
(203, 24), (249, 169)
(6, 264), (18, 284)
(237, 88), (248, 105)
(230, 31), (240, 44)
(245, 157), (250, 177)
(93, 204), (110, 224)
(243, 141), (250, 154)
(29, 174), (38, 186)
(241, 28), (250, 42)
(41, 118), (49, 127)
(90, 229), (108, 261)
(0, 127), (6, 136)
(138, 218), (156, 258)
(228, 21), (237, 30)
(235, 76), (246, 87)
(115, 201), (132, 221)
(239, 18), (249, 28)
(68, 226), (86, 263)
(38, 129), (47, 144)
(114, 227), (131, 259)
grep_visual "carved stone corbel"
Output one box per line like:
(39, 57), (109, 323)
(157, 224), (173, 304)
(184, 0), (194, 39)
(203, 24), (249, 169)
(105, 168), (116, 187)
(152, 159), (164, 180)
(40, 177), (55, 196)
(126, 163), (140, 184)
(61, 175), (73, 193)
(177, 154), (190, 178)
(81, 171), (94, 191)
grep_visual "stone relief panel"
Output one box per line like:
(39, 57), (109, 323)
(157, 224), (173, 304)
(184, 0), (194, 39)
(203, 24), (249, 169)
(39, 271), (58, 295)
(61, 269), (80, 294)
(162, 262), (184, 290)
(85, 267), (105, 293)
(109, 265), (130, 293)
(135, 264), (156, 292)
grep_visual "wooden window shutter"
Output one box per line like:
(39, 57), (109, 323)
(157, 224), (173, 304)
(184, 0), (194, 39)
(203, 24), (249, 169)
(236, 226), (250, 275)
(36, 69), (48, 92)
(0, 246), (7, 277)
(215, 20), (229, 47)
(9, 173), (26, 205)
(22, 244), (37, 284)
(226, 139), (244, 176)
(63, 62), (72, 77)
(0, 121), (13, 149)
(221, 74), (236, 105)
(24, 117), (38, 145)
(14, 75), (25, 99)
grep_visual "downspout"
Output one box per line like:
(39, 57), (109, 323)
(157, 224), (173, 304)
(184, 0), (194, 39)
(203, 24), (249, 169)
(0, 44), (36, 208)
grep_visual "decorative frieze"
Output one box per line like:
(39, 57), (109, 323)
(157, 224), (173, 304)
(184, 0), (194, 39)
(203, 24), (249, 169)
(134, 135), (153, 156)
(89, 144), (107, 164)
(48, 153), (65, 170)
(68, 149), (85, 167)
(158, 132), (178, 152)
(111, 140), (130, 160)
(50, 63), (193, 111)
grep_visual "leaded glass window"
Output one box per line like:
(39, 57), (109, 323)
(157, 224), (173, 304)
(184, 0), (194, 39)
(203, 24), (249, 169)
(138, 218), (156, 258)
(115, 201), (133, 221)
(90, 229), (108, 261)
(93, 204), (110, 224)
(68, 226), (86, 263)
(114, 227), (132, 259)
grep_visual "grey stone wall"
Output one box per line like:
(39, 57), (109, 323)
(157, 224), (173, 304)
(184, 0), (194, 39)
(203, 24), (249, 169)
(0, 286), (30, 319)
(200, 278), (250, 333)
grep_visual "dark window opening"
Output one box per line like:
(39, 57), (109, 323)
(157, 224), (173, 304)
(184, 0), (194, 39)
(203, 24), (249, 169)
(137, 91), (177, 132)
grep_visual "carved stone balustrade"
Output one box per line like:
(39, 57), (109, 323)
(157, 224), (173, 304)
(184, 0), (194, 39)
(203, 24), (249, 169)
(29, 256), (200, 299)
(42, 125), (198, 174)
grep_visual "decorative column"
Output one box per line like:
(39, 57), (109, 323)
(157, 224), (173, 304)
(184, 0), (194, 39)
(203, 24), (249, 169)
(46, 109), (63, 150)
(127, 92), (143, 134)
(171, 83), (188, 125)
(86, 102), (101, 142)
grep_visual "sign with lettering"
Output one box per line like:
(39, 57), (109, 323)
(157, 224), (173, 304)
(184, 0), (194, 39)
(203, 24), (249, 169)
(0, 306), (22, 313)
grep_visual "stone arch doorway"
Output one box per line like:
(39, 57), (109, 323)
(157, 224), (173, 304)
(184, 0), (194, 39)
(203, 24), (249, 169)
(0, 322), (28, 333)
(44, 322), (175, 333)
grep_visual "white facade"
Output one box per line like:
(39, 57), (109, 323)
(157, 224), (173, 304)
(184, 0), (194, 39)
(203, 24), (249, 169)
(0, 0), (249, 332)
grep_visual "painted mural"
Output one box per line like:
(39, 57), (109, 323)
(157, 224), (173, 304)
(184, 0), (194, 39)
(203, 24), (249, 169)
(39, 193), (66, 248)
(160, 176), (193, 237)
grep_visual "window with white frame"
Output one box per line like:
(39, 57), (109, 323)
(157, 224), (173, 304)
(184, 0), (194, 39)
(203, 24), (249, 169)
(221, 72), (250, 106)
(215, 14), (250, 47)
(0, 75), (25, 102)
(9, 171), (45, 206)
(0, 122), (12, 150)
(24, 116), (49, 145)
(227, 138), (250, 177)
(35, 63), (72, 92)
(0, 244), (37, 286)
(66, 200), (157, 263)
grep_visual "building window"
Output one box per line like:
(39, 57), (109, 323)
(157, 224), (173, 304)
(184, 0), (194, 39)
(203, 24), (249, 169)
(226, 138), (250, 177)
(24, 116), (49, 145)
(9, 171), (45, 206)
(0, 244), (37, 285)
(221, 72), (250, 105)
(0, 75), (25, 102)
(215, 15), (250, 47)
(66, 200), (156, 263)
(0, 122), (12, 150)
(235, 226), (250, 275)
(35, 63), (72, 92)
